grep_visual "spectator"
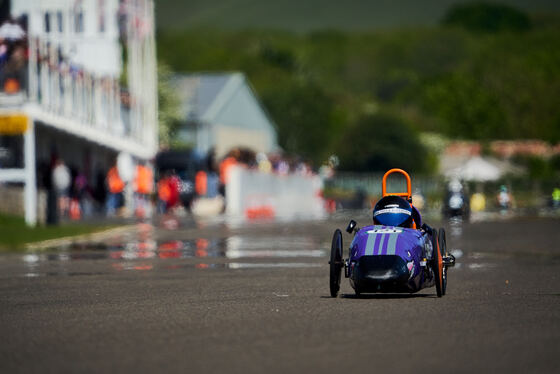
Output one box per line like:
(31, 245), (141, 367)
(157, 170), (180, 213)
(40, 157), (58, 225)
(497, 185), (514, 212)
(206, 171), (219, 198)
(552, 187), (560, 209)
(106, 160), (125, 216)
(52, 158), (71, 218)
(133, 162), (153, 218)
(0, 41), (7, 65)
(256, 152), (272, 173)
(72, 170), (90, 218)
(195, 169), (207, 197)
(219, 150), (240, 196)
(93, 169), (107, 214)
(219, 154), (237, 186)
(157, 171), (171, 214)
(167, 171), (181, 210)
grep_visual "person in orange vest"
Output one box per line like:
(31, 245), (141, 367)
(219, 153), (238, 196)
(195, 170), (208, 197)
(157, 172), (171, 213)
(134, 162), (153, 218)
(106, 160), (125, 216)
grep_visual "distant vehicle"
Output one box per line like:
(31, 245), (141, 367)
(442, 179), (470, 220)
(497, 185), (513, 213)
(155, 150), (199, 209)
(329, 169), (455, 298)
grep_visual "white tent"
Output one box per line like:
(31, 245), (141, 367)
(0, 22), (25, 41)
(444, 156), (502, 181)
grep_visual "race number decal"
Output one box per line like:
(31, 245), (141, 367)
(367, 228), (403, 234)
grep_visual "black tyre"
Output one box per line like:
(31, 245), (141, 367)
(354, 286), (361, 297)
(329, 229), (343, 297)
(438, 228), (448, 296)
(431, 228), (443, 297)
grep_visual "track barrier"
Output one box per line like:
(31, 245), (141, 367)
(226, 166), (326, 220)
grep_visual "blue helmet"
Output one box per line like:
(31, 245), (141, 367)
(373, 196), (413, 227)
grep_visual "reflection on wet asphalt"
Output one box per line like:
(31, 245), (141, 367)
(6, 213), (560, 279)
(11, 217), (333, 278)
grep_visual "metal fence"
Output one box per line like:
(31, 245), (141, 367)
(325, 172), (559, 210)
(325, 172), (444, 197)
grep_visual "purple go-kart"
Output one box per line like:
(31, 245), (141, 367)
(329, 169), (455, 297)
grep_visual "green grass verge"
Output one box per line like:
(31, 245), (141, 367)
(0, 213), (114, 251)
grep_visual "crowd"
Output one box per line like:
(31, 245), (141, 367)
(155, 147), (327, 214)
(216, 148), (320, 180)
(0, 17), (27, 94)
(34, 146), (335, 224)
(0, 15), (133, 136)
(40, 156), (154, 223)
(35, 148), (560, 224)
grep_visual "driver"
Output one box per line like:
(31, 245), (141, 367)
(372, 195), (414, 228)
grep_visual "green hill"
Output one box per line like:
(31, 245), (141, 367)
(155, 0), (560, 31)
(156, 1), (560, 171)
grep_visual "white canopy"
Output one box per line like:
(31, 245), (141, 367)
(0, 22), (26, 41)
(444, 156), (502, 181)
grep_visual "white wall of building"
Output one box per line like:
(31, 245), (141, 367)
(12, 0), (122, 77)
(9, 0), (158, 159)
(2, 0), (158, 225)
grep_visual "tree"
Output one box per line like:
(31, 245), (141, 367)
(336, 112), (430, 173)
(157, 62), (182, 148)
(442, 2), (531, 33)
(262, 81), (338, 165)
(157, 23), (560, 150)
(421, 73), (507, 140)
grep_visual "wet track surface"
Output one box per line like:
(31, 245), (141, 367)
(1, 214), (559, 373)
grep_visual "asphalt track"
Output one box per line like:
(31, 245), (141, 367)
(1, 215), (559, 373)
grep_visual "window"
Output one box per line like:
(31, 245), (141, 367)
(99, 14), (106, 33)
(44, 12), (50, 33)
(98, 0), (106, 33)
(57, 11), (63, 33)
(75, 10), (84, 33)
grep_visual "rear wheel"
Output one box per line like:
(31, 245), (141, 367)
(431, 229), (443, 297)
(438, 228), (448, 296)
(329, 229), (343, 297)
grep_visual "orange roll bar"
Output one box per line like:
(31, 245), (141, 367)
(382, 168), (412, 200)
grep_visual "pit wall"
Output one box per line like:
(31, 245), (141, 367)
(225, 166), (326, 220)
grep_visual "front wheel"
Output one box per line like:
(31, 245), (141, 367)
(431, 228), (443, 297)
(329, 229), (343, 297)
(438, 228), (448, 295)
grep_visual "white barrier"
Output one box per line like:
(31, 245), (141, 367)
(226, 166), (326, 220)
